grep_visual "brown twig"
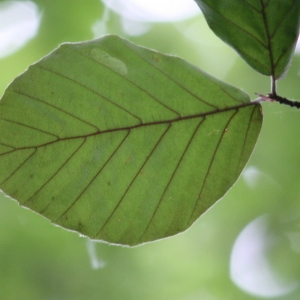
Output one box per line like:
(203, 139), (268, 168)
(255, 93), (300, 108)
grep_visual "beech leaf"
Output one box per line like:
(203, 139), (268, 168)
(0, 35), (262, 246)
(195, 0), (300, 78)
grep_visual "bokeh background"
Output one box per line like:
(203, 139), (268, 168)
(1, 1), (300, 299)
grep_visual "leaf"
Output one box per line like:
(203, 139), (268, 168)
(195, 0), (300, 78)
(0, 35), (262, 246)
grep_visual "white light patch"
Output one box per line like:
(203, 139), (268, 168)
(295, 37), (300, 53)
(243, 166), (261, 189)
(243, 166), (279, 190)
(0, 1), (41, 59)
(86, 240), (106, 269)
(230, 215), (299, 298)
(102, 0), (200, 22)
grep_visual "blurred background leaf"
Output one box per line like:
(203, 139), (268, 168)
(1, 0), (300, 299)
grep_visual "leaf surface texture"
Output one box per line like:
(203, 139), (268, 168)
(195, 0), (300, 77)
(0, 35), (262, 246)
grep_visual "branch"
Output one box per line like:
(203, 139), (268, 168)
(256, 93), (300, 109)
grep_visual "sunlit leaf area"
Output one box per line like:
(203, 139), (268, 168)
(1, 1), (300, 299)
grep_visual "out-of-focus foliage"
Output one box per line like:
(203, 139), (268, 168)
(1, 1), (300, 299)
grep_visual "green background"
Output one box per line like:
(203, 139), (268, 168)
(1, 1), (300, 299)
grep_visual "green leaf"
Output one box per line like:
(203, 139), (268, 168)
(0, 35), (262, 246)
(195, 0), (300, 78)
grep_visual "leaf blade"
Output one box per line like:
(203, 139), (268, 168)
(0, 35), (262, 246)
(195, 0), (300, 78)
